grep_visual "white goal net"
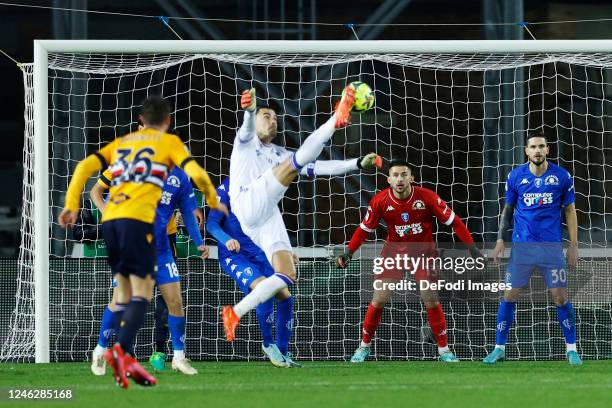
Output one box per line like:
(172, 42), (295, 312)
(1, 43), (611, 362)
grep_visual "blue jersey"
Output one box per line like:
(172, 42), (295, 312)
(154, 167), (203, 253)
(206, 177), (268, 260)
(505, 162), (575, 243)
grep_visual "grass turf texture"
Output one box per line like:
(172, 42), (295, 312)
(1, 361), (611, 408)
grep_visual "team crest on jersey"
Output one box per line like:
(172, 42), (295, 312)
(412, 200), (425, 210)
(244, 267), (253, 276)
(401, 212), (410, 222)
(534, 178), (542, 188)
(167, 175), (181, 187)
(111, 193), (130, 204)
(545, 175), (559, 186)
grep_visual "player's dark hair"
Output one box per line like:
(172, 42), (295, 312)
(140, 96), (171, 126)
(388, 159), (411, 173)
(526, 133), (547, 145)
(256, 104), (276, 114)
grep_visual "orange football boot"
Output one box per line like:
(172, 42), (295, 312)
(334, 85), (356, 128)
(221, 306), (240, 342)
(125, 356), (157, 386)
(104, 344), (129, 389)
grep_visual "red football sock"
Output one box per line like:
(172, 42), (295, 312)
(426, 303), (448, 348)
(362, 303), (384, 344)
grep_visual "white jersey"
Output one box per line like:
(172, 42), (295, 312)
(229, 112), (292, 201)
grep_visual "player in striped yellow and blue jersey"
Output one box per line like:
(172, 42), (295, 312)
(59, 96), (227, 388)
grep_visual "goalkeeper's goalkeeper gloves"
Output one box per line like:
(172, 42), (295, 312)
(335, 250), (353, 269)
(468, 245), (487, 266)
(358, 153), (383, 170)
(240, 88), (256, 112)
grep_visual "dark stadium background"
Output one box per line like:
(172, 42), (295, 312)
(2, 0), (612, 256)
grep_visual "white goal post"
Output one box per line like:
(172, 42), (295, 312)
(23, 39), (612, 363)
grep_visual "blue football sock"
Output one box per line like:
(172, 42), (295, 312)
(495, 300), (516, 346)
(276, 296), (294, 355)
(168, 314), (186, 352)
(97, 306), (116, 347)
(155, 294), (169, 353)
(556, 302), (577, 345)
(117, 297), (149, 356)
(256, 299), (274, 348)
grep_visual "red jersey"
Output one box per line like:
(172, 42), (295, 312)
(359, 186), (455, 243)
(346, 185), (475, 276)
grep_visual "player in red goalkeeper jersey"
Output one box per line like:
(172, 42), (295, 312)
(336, 160), (483, 362)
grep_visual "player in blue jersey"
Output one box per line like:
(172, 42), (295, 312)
(206, 177), (299, 367)
(90, 166), (207, 375)
(210, 151), (379, 366)
(484, 134), (581, 365)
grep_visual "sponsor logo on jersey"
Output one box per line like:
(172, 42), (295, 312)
(534, 178), (542, 188)
(523, 192), (553, 206)
(167, 175), (181, 187)
(412, 199), (425, 210)
(520, 178), (529, 185)
(545, 175), (559, 186)
(395, 222), (423, 237)
(386, 205), (395, 212)
(401, 212), (410, 222)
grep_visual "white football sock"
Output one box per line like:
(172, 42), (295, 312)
(293, 116), (336, 168)
(233, 274), (289, 318)
(360, 341), (371, 348)
(566, 343), (577, 353)
(93, 344), (106, 356)
(438, 346), (450, 355)
(495, 344), (506, 351)
(173, 350), (185, 360)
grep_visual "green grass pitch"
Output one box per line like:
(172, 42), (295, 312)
(1, 361), (611, 407)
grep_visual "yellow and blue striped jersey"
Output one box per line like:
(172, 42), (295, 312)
(65, 128), (218, 225)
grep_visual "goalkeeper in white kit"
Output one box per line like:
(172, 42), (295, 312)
(221, 86), (380, 347)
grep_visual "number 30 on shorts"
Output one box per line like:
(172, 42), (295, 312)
(165, 262), (179, 278)
(550, 268), (566, 284)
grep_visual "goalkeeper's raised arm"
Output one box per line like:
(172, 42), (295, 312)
(236, 89), (257, 144)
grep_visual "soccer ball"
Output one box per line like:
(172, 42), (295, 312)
(344, 81), (375, 112)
